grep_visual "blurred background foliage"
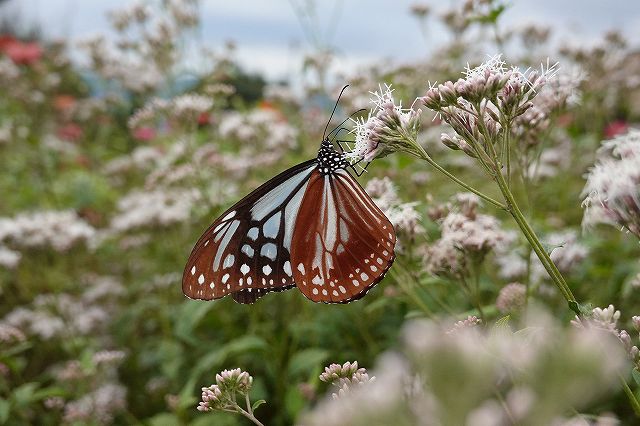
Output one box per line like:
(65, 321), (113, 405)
(0, 0), (640, 425)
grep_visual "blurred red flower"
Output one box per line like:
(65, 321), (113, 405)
(57, 123), (83, 141)
(1, 38), (43, 65)
(132, 126), (157, 141)
(604, 120), (628, 139)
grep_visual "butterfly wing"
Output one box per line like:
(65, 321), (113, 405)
(182, 160), (317, 303)
(290, 169), (396, 303)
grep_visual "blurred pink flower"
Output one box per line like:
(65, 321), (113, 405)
(132, 126), (157, 141)
(604, 120), (628, 139)
(2, 39), (42, 65)
(57, 123), (83, 141)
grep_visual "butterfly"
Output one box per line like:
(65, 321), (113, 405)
(182, 90), (396, 304)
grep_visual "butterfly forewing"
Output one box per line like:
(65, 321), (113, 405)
(182, 160), (317, 303)
(290, 168), (396, 303)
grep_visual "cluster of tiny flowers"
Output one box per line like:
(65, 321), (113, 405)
(305, 311), (626, 426)
(446, 315), (481, 334)
(424, 193), (508, 277)
(63, 383), (127, 425)
(347, 84), (422, 163)
(572, 304), (640, 366)
(170, 93), (213, 121)
(0, 210), (96, 255)
(110, 188), (200, 232)
(320, 361), (375, 399)
(104, 146), (164, 176)
(496, 282), (527, 313)
(218, 109), (298, 150)
(423, 55), (558, 160)
(0, 323), (26, 343)
(197, 368), (253, 412)
(582, 129), (640, 239)
(365, 177), (424, 239)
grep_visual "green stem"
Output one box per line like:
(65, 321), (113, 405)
(620, 374), (640, 417)
(491, 154), (579, 314)
(412, 143), (507, 211)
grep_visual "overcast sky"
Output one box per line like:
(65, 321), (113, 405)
(3, 0), (640, 81)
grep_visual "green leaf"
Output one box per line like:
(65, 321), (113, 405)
(632, 368), (640, 387)
(0, 399), (10, 424)
(251, 399), (266, 411)
(181, 335), (267, 400)
(148, 413), (181, 426)
(174, 301), (216, 346)
(542, 241), (565, 256)
(12, 382), (38, 407)
(494, 315), (511, 329)
(288, 348), (329, 378)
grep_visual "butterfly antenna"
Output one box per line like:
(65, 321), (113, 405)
(323, 85), (349, 141)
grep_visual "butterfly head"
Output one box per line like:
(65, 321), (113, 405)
(317, 138), (348, 176)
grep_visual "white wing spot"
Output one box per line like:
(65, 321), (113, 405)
(222, 211), (236, 221)
(239, 278), (244, 286)
(370, 265), (378, 272)
(322, 289), (328, 296)
(284, 261), (292, 276)
(260, 243), (277, 260)
(263, 265), (272, 275)
(190, 266), (196, 275)
(377, 257), (383, 265)
(248, 227), (259, 240)
(339, 285), (346, 294)
(204, 240), (210, 246)
(312, 288), (319, 295)
(209, 282), (214, 288)
(247, 277), (252, 285)
(281, 278), (286, 283)
(383, 250), (389, 256)
(297, 263), (306, 274)
(223, 254), (235, 268)
(263, 212), (281, 239)
(241, 245), (254, 257)
(360, 272), (369, 281)
(312, 275), (322, 285)
(198, 274), (204, 285)
(222, 273), (229, 284)
(332, 290), (339, 296)
(352, 279), (359, 287)
(241, 264), (250, 275)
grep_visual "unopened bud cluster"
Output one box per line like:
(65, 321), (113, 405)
(320, 361), (375, 399)
(422, 55), (558, 161)
(197, 368), (253, 412)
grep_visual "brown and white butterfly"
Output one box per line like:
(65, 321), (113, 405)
(183, 108), (396, 304)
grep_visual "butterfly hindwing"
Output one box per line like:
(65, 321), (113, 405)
(182, 160), (317, 303)
(289, 168), (396, 303)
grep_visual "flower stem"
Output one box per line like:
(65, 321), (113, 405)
(491, 157), (579, 315)
(412, 142), (507, 211)
(620, 374), (640, 417)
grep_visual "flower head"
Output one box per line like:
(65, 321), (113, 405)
(496, 282), (527, 313)
(347, 84), (422, 163)
(215, 368), (253, 393)
(582, 129), (640, 239)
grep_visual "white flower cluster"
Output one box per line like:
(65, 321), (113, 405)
(110, 188), (200, 232)
(424, 193), (508, 277)
(104, 146), (165, 176)
(171, 93), (213, 119)
(348, 84), (422, 163)
(365, 177), (424, 239)
(218, 109), (298, 149)
(0, 211), (96, 261)
(0, 274), (122, 340)
(582, 129), (640, 239)
(303, 311), (626, 426)
(63, 383), (127, 425)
